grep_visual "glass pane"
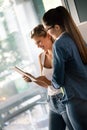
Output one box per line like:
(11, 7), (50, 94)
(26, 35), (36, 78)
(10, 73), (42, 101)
(42, 0), (62, 11)
(0, 0), (42, 101)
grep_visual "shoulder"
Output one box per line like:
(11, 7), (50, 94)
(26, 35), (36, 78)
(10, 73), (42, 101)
(39, 53), (44, 74)
(39, 52), (43, 63)
(54, 33), (74, 48)
(39, 52), (46, 66)
(39, 53), (42, 60)
(55, 33), (77, 50)
(39, 52), (45, 61)
(53, 33), (76, 59)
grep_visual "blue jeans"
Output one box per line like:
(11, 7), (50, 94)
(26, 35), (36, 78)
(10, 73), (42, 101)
(48, 95), (73, 130)
(65, 98), (87, 130)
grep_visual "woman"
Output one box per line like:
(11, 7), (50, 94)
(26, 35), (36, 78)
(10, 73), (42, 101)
(42, 6), (87, 130)
(23, 24), (73, 130)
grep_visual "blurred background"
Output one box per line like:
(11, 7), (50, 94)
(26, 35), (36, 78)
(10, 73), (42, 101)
(0, 0), (87, 130)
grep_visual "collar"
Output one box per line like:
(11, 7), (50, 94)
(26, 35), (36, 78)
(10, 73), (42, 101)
(56, 31), (66, 41)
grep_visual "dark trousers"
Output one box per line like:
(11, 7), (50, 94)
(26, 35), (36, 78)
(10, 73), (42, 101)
(49, 110), (66, 130)
(65, 98), (87, 130)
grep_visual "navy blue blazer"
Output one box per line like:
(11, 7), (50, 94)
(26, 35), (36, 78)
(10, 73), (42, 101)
(52, 32), (87, 101)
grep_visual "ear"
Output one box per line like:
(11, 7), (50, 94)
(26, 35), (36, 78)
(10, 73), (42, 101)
(47, 33), (51, 38)
(55, 25), (60, 31)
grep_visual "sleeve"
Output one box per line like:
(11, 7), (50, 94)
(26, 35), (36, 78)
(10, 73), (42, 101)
(52, 41), (71, 89)
(52, 43), (65, 89)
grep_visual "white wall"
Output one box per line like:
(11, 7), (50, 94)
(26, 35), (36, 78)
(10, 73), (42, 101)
(78, 21), (87, 43)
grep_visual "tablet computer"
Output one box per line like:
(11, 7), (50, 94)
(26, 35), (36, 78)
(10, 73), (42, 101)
(13, 66), (36, 82)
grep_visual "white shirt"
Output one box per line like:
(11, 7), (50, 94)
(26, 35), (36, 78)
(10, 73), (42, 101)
(41, 52), (62, 96)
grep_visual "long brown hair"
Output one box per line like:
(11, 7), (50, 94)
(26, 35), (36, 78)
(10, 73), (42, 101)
(42, 6), (87, 64)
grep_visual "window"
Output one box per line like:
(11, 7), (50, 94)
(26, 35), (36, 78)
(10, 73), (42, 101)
(0, 0), (41, 100)
(42, 0), (62, 11)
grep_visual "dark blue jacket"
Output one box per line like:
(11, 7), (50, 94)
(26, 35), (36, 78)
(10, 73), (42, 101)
(52, 33), (87, 101)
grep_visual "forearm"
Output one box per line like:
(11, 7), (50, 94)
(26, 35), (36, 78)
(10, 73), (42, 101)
(35, 76), (51, 88)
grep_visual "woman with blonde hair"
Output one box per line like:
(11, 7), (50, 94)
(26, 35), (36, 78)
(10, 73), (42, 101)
(23, 24), (73, 130)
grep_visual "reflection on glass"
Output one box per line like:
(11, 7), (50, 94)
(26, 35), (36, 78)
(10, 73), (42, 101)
(0, 0), (38, 100)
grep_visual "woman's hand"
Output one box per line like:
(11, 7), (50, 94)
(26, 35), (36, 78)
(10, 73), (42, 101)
(22, 73), (51, 88)
(22, 73), (32, 82)
(35, 76), (51, 88)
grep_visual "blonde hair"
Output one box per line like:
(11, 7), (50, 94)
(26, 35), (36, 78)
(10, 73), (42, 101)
(30, 24), (47, 38)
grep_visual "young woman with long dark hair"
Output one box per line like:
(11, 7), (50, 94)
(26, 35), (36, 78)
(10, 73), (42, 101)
(42, 6), (87, 130)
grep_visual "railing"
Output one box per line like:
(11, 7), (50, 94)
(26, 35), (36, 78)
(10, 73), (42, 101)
(0, 89), (47, 130)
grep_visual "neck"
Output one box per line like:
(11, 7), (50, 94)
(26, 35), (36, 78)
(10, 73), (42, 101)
(47, 49), (52, 55)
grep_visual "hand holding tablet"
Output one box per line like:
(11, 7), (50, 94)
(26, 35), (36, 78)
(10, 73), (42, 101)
(13, 66), (36, 82)
(13, 66), (48, 87)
